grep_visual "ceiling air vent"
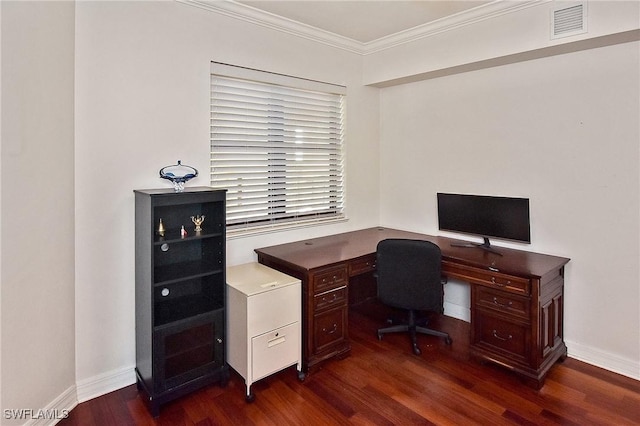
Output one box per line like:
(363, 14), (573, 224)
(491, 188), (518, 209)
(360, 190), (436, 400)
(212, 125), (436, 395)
(551, 2), (587, 39)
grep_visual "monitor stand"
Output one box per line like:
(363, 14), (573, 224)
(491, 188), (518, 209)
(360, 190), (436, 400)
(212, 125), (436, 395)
(451, 237), (503, 256)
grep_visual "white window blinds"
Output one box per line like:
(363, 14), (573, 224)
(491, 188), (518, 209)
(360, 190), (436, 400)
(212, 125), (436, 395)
(210, 63), (346, 233)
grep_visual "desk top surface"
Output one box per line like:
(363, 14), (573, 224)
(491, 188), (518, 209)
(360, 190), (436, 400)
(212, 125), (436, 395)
(254, 227), (570, 279)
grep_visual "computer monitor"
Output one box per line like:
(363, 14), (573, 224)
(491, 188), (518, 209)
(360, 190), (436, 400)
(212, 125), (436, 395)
(437, 193), (531, 255)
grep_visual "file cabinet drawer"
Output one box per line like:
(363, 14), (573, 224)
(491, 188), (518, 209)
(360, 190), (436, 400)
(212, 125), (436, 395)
(247, 283), (300, 337)
(252, 322), (300, 382)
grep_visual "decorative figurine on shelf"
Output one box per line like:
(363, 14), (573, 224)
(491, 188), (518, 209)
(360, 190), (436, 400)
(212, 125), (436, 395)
(191, 215), (205, 233)
(159, 160), (198, 192)
(157, 218), (166, 237)
(180, 225), (187, 238)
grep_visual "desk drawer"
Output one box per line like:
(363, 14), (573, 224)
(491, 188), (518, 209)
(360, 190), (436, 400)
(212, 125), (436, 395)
(313, 306), (347, 353)
(349, 255), (376, 276)
(313, 266), (348, 294)
(474, 311), (529, 364)
(443, 261), (530, 295)
(314, 286), (347, 312)
(475, 287), (530, 320)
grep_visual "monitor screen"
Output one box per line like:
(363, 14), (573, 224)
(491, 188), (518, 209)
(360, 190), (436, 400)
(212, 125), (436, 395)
(437, 193), (531, 244)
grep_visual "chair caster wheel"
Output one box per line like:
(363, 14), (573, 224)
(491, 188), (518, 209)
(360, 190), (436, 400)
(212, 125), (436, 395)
(297, 371), (306, 382)
(245, 393), (255, 403)
(413, 346), (421, 355)
(445, 336), (453, 345)
(377, 332), (383, 340)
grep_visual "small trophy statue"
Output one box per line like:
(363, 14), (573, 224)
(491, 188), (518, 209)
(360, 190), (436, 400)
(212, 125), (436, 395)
(157, 218), (166, 237)
(191, 215), (205, 233)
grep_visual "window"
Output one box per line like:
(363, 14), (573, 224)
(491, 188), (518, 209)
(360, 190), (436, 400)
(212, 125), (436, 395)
(210, 63), (346, 234)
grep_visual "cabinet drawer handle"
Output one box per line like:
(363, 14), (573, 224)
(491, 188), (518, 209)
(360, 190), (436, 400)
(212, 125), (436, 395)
(268, 336), (286, 347)
(492, 330), (513, 341)
(490, 277), (505, 287)
(322, 293), (338, 303)
(491, 277), (513, 287)
(322, 323), (338, 334)
(322, 274), (342, 284)
(492, 297), (513, 308)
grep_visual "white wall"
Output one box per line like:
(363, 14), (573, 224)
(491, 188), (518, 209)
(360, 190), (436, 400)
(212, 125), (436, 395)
(378, 40), (640, 378)
(74, 0), (379, 399)
(1, 1), (77, 422)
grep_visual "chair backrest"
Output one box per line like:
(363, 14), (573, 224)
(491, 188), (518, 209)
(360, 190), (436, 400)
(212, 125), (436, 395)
(376, 239), (443, 312)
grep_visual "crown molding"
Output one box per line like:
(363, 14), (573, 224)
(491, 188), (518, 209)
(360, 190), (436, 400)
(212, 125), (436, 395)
(363, 0), (546, 54)
(177, 0), (547, 56)
(178, 0), (364, 54)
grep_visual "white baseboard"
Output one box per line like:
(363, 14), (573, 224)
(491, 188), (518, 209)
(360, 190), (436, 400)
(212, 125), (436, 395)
(566, 339), (640, 380)
(15, 366), (135, 426)
(22, 385), (77, 426)
(75, 365), (136, 403)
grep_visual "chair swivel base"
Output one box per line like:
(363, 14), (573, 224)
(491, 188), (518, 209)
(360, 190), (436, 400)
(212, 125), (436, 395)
(377, 311), (452, 355)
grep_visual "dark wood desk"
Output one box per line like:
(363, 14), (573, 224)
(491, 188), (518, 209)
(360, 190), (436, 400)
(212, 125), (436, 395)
(255, 227), (570, 388)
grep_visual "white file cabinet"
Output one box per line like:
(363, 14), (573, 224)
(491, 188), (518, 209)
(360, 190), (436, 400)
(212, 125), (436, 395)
(226, 262), (304, 402)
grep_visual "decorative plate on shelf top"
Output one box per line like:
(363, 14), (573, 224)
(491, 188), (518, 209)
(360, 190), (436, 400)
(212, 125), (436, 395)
(159, 160), (198, 192)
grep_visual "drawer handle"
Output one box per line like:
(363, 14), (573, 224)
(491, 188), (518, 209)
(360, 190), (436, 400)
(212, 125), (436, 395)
(492, 297), (513, 308)
(492, 330), (513, 341)
(268, 336), (286, 347)
(322, 323), (338, 334)
(323, 293), (338, 303)
(490, 277), (508, 287)
(490, 277), (502, 286)
(323, 275), (341, 284)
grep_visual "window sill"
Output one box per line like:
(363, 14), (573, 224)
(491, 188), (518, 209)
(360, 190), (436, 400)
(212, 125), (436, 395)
(226, 216), (348, 240)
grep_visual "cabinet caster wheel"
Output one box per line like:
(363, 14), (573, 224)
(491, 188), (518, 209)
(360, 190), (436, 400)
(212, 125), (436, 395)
(297, 371), (306, 382)
(445, 336), (453, 345)
(245, 393), (255, 403)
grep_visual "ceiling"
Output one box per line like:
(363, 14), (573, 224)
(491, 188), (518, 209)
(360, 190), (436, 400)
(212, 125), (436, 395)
(235, 0), (492, 44)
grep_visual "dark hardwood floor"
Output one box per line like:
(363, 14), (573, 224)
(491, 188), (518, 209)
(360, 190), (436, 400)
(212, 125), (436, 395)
(60, 301), (640, 425)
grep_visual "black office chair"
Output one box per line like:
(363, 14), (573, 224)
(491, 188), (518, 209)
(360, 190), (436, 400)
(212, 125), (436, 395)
(376, 239), (452, 355)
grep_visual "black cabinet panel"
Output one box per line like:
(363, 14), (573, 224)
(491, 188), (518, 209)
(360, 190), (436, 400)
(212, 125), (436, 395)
(135, 187), (228, 416)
